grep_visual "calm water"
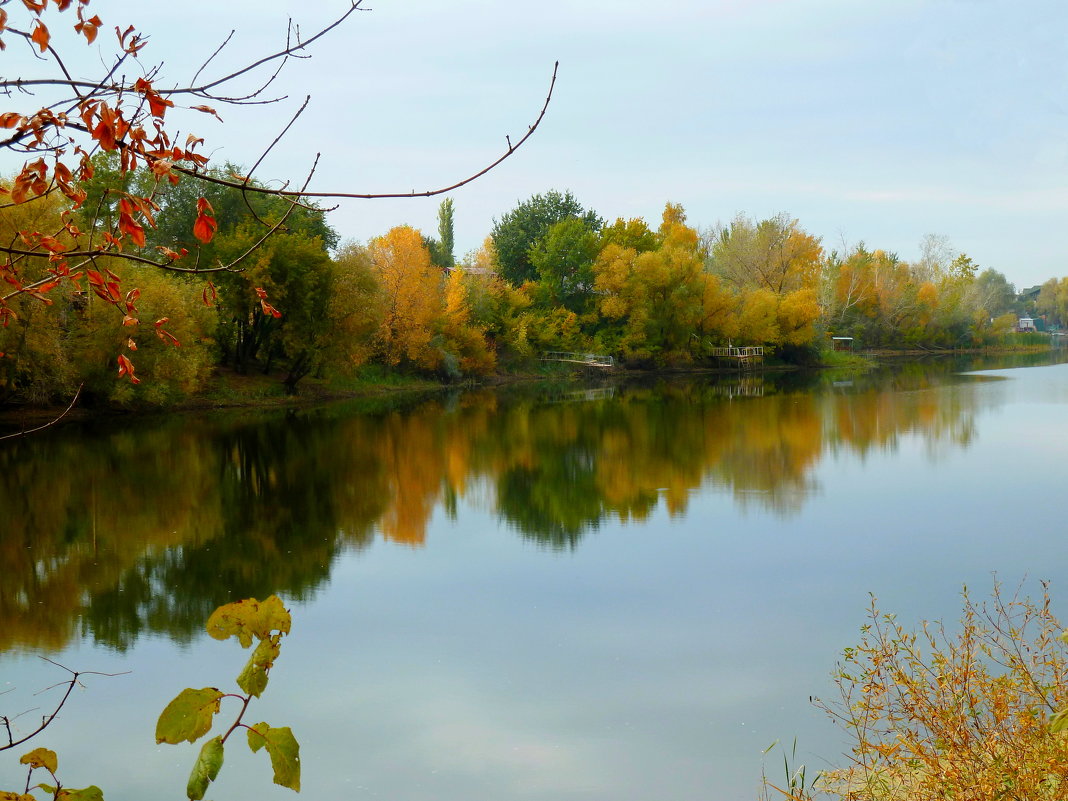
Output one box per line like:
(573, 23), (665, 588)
(3, 353), (1068, 800)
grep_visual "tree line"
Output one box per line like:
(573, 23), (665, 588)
(0, 170), (1055, 408)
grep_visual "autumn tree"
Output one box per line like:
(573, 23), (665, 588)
(1037, 277), (1068, 328)
(593, 204), (733, 364)
(439, 267), (496, 376)
(599, 217), (660, 254)
(0, 188), (77, 402)
(0, 0), (556, 399)
(708, 212), (822, 294)
(368, 225), (443, 370)
(491, 190), (602, 286)
(320, 243), (383, 377)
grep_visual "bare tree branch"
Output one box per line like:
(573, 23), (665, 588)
(0, 659), (129, 750)
(0, 384), (83, 442)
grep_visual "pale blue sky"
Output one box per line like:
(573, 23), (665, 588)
(4, 0), (1067, 287)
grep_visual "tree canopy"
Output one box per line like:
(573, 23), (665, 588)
(491, 190), (602, 286)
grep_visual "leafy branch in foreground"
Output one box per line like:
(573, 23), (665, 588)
(155, 595), (298, 800)
(1, 0), (556, 388)
(768, 581), (1068, 800)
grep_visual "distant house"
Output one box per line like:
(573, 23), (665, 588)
(1017, 317), (1037, 332)
(831, 336), (855, 352)
(1019, 285), (1043, 305)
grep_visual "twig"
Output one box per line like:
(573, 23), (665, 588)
(0, 384), (83, 443)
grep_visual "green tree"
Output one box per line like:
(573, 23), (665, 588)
(426, 198), (456, 271)
(211, 224), (334, 390)
(491, 190), (602, 286)
(973, 268), (1017, 318)
(528, 217), (600, 312)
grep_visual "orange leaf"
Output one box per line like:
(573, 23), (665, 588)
(127, 338), (137, 351)
(93, 119), (117, 151)
(0, 112), (22, 129)
(30, 19), (49, 52)
(190, 105), (224, 122)
(146, 92), (173, 118)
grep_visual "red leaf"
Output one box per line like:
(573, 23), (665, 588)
(127, 338), (138, 351)
(117, 354), (141, 384)
(260, 299), (282, 319)
(119, 212), (146, 248)
(202, 281), (217, 308)
(193, 211), (217, 244)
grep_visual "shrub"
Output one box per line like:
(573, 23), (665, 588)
(771, 583), (1068, 800)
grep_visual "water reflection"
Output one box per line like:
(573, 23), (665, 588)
(0, 356), (1046, 652)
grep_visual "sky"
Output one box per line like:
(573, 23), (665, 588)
(3, 0), (1067, 288)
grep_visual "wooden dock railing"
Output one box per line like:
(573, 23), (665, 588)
(541, 351), (615, 368)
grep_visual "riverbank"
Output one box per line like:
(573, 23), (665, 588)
(0, 344), (1059, 435)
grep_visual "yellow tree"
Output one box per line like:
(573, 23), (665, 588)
(593, 204), (727, 363)
(710, 212), (823, 294)
(321, 244), (384, 377)
(440, 268), (496, 375)
(368, 226), (443, 370)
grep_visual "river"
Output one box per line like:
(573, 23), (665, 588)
(3, 352), (1068, 800)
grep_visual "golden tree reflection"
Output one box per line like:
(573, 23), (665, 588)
(1, 369), (992, 651)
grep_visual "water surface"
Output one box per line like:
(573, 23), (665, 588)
(3, 353), (1068, 800)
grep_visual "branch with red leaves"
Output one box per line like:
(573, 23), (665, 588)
(0, 0), (555, 392)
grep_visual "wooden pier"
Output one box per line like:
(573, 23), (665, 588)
(707, 345), (764, 369)
(540, 351), (615, 368)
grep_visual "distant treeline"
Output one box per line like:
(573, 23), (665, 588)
(0, 159), (1059, 407)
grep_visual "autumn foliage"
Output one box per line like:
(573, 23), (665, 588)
(770, 584), (1068, 801)
(0, 0), (556, 403)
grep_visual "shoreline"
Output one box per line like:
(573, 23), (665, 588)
(0, 344), (1056, 433)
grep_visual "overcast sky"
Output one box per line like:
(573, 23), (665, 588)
(5, 0), (1067, 288)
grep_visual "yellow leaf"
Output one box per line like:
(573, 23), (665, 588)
(205, 596), (291, 648)
(19, 748), (57, 774)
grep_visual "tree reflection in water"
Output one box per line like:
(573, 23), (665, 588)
(0, 361), (1010, 652)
